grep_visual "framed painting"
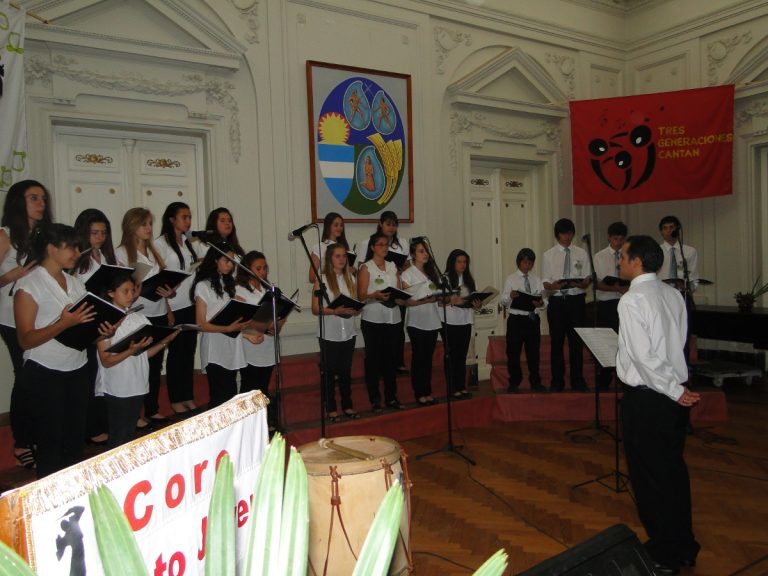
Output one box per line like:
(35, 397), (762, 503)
(307, 61), (414, 223)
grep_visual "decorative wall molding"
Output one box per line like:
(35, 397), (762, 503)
(707, 31), (752, 85)
(75, 153), (113, 165)
(736, 97), (768, 128)
(147, 158), (182, 168)
(231, 0), (260, 44)
(434, 26), (472, 75)
(545, 52), (576, 99)
(25, 55), (242, 162)
(448, 111), (560, 171)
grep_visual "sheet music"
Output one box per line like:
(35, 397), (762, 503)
(575, 327), (618, 368)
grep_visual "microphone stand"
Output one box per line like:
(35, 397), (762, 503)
(416, 237), (475, 466)
(196, 237), (295, 433)
(293, 225), (332, 439)
(567, 233), (611, 439)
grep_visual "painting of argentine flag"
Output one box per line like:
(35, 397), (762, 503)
(308, 61), (413, 223)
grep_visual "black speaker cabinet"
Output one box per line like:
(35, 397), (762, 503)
(518, 524), (655, 576)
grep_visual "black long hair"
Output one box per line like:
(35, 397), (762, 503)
(29, 223), (79, 265)
(160, 202), (198, 269)
(446, 249), (476, 293)
(236, 250), (267, 291)
(376, 210), (403, 251)
(102, 270), (135, 302)
(205, 208), (245, 257)
(73, 209), (116, 274)
(364, 231), (389, 263)
(1, 180), (53, 264)
(190, 242), (237, 300)
(409, 238), (440, 285)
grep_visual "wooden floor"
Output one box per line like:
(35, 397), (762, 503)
(401, 381), (768, 575)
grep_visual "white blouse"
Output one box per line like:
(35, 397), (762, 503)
(311, 239), (335, 271)
(0, 226), (20, 327)
(401, 266), (441, 331)
(444, 274), (474, 326)
(114, 245), (166, 317)
(71, 249), (104, 285)
(360, 260), (400, 325)
(236, 284), (275, 367)
(195, 280), (246, 372)
(155, 235), (197, 311)
(96, 311), (151, 398)
(318, 273), (356, 342)
(16, 266), (88, 371)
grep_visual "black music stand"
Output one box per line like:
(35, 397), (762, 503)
(571, 327), (630, 494)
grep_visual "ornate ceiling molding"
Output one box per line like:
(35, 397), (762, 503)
(25, 55), (242, 162)
(736, 97), (768, 129)
(448, 110), (560, 171)
(545, 52), (576, 99)
(434, 25), (472, 75)
(231, 0), (260, 44)
(707, 31), (751, 86)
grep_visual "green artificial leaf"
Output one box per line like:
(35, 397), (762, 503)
(472, 548), (509, 576)
(204, 454), (236, 576)
(89, 484), (149, 576)
(276, 447), (309, 576)
(0, 539), (35, 576)
(351, 480), (404, 576)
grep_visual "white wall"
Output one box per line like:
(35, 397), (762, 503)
(1, 0), (767, 413)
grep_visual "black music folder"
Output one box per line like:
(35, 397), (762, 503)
(510, 291), (543, 312)
(210, 300), (260, 338)
(105, 324), (181, 355)
(379, 286), (411, 308)
(328, 294), (365, 312)
(139, 269), (191, 301)
(346, 252), (357, 268)
(385, 251), (408, 270)
(55, 292), (127, 351)
(460, 286), (499, 308)
(251, 291), (299, 323)
(555, 278), (587, 289)
(601, 275), (630, 287)
(84, 264), (135, 295)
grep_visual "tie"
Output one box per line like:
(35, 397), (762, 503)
(669, 247), (678, 279)
(524, 274), (531, 293)
(614, 250), (620, 277)
(563, 247), (571, 278)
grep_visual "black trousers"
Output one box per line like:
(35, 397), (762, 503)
(85, 345), (107, 438)
(0, 324), (33, 449)
(407, 326), (438, 398)
(206, 363), (239, 409)
(166, 306), (197, 403)
(22, 360), (89, 478)
(319, 337), (356, 412)
(395, 305), (406, 368)
(105, 394), (144, 449)
(622, 385), (699, 566)
(443, 323), (471, 394)
(546, 294), (586, 388)
(506, 314), (541, 389)
(145, 314), (168, 416)
(241, 364), (276, 426)
(596, 299), (620, 388)
(361, 320), (398, 406)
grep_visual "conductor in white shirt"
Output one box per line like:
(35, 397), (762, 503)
(616, 234), (701, 574)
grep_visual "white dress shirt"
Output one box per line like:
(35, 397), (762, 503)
(658, 241), (699, 289)
(16, 266), (88, 371)
(444, 274), (474, 326)
(236, 284), (276, 366)
(96, 311), (151, 398)
(71, 249), (104, 285)
(115, 245), (166, 317)
(317, 274), (357, 342)
(155, 235), (197, 311)
(616, 273), (688, 401)
(501, 270), (547, 316)
(401, 266), (441, 331)
(360, 260), (401, 324)
(0, 227), (20, 327)
(594, 245), (623, 302)
(541, 243), (591, 296)
(195, 280), (246, 372)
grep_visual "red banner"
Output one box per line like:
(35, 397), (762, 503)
(570, 85), (734, 205)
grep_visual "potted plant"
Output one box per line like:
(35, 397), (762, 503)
(734, 276), (768, 312)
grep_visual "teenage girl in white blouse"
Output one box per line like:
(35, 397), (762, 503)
(309, 212), (349, 283)
(312, 243), (361, 421)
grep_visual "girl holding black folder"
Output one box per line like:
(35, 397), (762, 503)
(0, 180), (52, 469)
(72, 208), (118, 445)
(156, 202), (199, 415)
(401, 239), (441, 405)
(96, 271), (179, 448)
(312, 243), (360, 421)
(191, 244), (248, 408)
(358, 231), (405, 412)
(14, 224), (106, 477)
(116, 208), (175, 427)
(444, 249), (478, 398)
(205, 207), (246, 258)
(309, 212), (350, 283)
(236, 251), (280, 412)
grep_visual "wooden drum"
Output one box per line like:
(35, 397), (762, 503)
(299, 436), (412, 576)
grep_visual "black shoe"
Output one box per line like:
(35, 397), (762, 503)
(531, 383), (547, 392)
(571, 384), (590, 392)
(371, 403), (383, 414)
(506, 386), (520, 394)
(460, 390), (473, 399)
(550, 383), (565, 392)
(396, 366), (409, 375)
(652, 561), (680, 575)
(679, 558), (696, 568)
(386, 399), (404, 410)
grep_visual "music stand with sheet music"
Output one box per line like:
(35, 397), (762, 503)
(571, 327), (630, 494)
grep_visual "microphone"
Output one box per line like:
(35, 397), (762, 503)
(189, 230), (216, 239)
(671, 226), (681, 239)
(581, 233), (590, 242)
(287, 223), (315, 240)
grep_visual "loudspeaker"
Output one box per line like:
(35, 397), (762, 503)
(518, 524), (655, 576)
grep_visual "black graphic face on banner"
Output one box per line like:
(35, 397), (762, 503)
(55, 506), (87, 576)
(588, 125), (655, 191)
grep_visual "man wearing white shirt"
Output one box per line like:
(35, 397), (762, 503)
(541, 218), (592, 391)
(657, 215), (698, 290)
(593, 221), (628, 389)
(617, 234), (701, 575)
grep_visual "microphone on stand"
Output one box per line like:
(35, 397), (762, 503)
(671, 226), (681, 239)
(287, 223), (316, 241)
(581, 233), (591, 242)
(189, 230), (216, 239)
